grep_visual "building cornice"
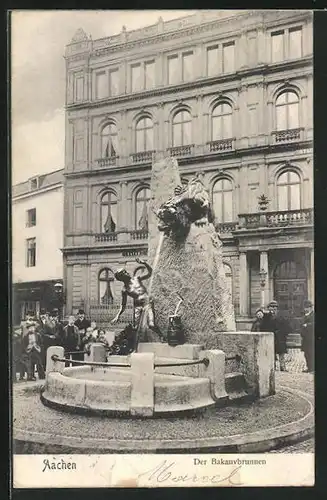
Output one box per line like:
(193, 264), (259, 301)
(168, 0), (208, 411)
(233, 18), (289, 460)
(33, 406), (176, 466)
(12, 182), (63, 202)
(65, 57), (312, 114)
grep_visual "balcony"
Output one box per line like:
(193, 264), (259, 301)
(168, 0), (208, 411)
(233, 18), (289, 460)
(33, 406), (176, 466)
(271, 128), (303, 144)
(238, 209), (313, 230)
(130, 229), (148, 240)
(208, 138), (234, 153)
(131, 151), (154, 163)
(94, 232), (118, 243)
(168, 145), (194, 157)
(94, 230), (148, 245)
(96, 156), (118, 167)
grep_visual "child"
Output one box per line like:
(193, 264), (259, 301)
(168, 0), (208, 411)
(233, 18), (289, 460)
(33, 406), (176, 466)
(82, 326), (98, 355)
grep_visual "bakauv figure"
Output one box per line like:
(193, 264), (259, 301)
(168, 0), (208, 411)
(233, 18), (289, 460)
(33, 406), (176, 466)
(111, 257), (164, 345)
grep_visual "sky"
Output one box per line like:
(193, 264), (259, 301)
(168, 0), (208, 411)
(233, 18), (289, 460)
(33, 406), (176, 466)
(11, 10), (198, 185)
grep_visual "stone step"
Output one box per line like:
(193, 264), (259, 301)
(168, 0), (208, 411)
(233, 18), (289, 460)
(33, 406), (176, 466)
(138, 342), (204, 360)
(225, 372), (247, 394)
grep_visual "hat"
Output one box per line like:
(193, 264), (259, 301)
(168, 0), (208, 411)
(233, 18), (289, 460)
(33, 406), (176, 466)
(78, 309), (85, 315)
(303, 300), (313, 308)
(51, 308), (59, 315)
(40, 308), (47, 315)
(255, 307), (264, 314)
(267, 300), (278, 308)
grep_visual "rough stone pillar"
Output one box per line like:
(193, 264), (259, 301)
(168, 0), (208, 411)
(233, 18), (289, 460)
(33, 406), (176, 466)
(199, 350), (228, 401)
(46, 346), (65, 374)
(130, 352), (154, 417)
(85, 343), (106, 363)
(239, 252), (249, 316)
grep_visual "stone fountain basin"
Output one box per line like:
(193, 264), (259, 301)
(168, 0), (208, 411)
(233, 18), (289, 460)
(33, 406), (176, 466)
(42, 366), (215, 415)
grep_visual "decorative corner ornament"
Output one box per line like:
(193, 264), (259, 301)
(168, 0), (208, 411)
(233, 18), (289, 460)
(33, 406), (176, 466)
(71, 28), (89, 44)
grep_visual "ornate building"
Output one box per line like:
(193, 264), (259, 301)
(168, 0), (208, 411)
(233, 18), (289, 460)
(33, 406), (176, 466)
(63, 10), (313, 330)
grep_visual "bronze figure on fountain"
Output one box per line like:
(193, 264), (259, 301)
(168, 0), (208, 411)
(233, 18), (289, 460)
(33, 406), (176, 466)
(111, 258), (164, 348)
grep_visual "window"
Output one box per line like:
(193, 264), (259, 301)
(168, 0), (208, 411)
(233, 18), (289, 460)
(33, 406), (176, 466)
(211, 103), (233, 140)
(75, 76), (84, 101)
(275, 91), (299, 130)
(100, 192), (117, 233)
(101, 123), (118, 158)
(136, 117), (154, 153)
(26, 208), (36, 227)
(182, 52), (193, 81)
(109, 69), (119, 96)
(135, 187), (151, 230)
(207, 45), (219, 77)
(144, 61), (155, 89)
(98, 268), (115, 305)
(168, 55), (179, 85)
(172, 110), (192, 147)
(289, 27), (302, 59)
(212, 178), (234, 222)
(131, 64), (142, 92)
(277, 171), (301, 211)
(271, 31), (284, 63)
(222, 42), (235, 73)
(29, 178), (38, 190)
(26, 238), (36, 267)
(95, 72), (107, 99)
(223, 263), (233, 300)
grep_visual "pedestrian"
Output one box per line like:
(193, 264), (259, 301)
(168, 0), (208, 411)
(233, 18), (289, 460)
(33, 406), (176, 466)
(74, 309), (91, 337)
(49, 309), (64, 345)
(265, 300), (290, 371)
(300, 300), (314, 373)
(21, 322), (45, 381)
(82, 326), (97, 355)
(251, 308), (269, 332)
(62, 316), (82, 366)
(97, 329), (110, 350)
(36, 308), (57, 371)
(18, 310), (35, 380)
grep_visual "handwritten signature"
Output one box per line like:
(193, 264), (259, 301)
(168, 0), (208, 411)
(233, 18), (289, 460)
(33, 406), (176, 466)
(136, 460), (243, 485)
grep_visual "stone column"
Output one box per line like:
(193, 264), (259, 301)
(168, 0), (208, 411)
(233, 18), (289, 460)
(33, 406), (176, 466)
(239, 252), (249, 316)
(130, 352), (154, 417)
(259, 251), (269, 308)
(46, 346), (65, 375)
(309, 248), (314, 303)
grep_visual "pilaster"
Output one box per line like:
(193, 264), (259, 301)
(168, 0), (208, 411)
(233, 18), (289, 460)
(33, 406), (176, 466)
(239, 252), (249, 316)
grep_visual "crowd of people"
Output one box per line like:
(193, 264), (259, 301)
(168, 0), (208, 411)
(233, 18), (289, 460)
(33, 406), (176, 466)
(13, 308), (110, 382)
(251, 299), (314, 373)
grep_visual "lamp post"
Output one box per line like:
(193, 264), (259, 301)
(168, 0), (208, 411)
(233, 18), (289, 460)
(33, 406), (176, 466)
(54, 282), (65, 320)
(259, 268), (268, 308)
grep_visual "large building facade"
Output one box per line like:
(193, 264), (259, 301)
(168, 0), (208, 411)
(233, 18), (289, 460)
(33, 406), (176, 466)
(12, 170), (64, 324)
(63, 10), (313, 330)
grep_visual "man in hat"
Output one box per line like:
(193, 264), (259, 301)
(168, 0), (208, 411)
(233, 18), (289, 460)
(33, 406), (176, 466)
(74, 309), (91, 360)
(36, 308), (57, 371)
(17, 310), (35, 380)
(21, 321), (45, 381)
(265, 300), (290, 371)
(300, 300), (314, 373)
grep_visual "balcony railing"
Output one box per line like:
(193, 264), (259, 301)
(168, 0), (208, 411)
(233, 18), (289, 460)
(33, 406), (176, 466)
(208, 138), (234, 152)
(168, 145), (194, 157)
(216, 222), (239, 233)
(131, 151), (154, 163)
(272, 128), (303, 144)
(96, 156), (118, 167)
(238, 209), (313, 230)
(130, 230), (148, 240)
(94, 232), (118, 242)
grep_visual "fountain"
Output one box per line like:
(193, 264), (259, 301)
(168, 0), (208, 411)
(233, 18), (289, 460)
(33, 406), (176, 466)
(41, 156), (275, 417)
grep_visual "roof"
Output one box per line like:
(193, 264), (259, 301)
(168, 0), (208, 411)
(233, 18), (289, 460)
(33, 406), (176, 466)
(12, 169), (64, 199)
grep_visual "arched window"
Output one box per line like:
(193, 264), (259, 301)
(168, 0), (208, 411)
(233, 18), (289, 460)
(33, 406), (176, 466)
(135, 187), (151, 230)
(212, 102), (233, 140)
(136, 117), (154, 153)
(212, 178), (234, 222)
(98, 268), (115, 305)
(223, 263), (233, 300)
(101, 123), (118, 158)
(275, 91), (299, 131)
(172, 110), (192, 147)
(277, 170), (301, 211)
(100, 191), (117, 233)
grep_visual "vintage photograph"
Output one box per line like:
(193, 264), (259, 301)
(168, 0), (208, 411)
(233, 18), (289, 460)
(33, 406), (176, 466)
(11, 9), (314, 487)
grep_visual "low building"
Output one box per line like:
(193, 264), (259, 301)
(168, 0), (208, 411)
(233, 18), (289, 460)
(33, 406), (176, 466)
(63, 10), (313, 330)
(12, 169), (64, 324)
